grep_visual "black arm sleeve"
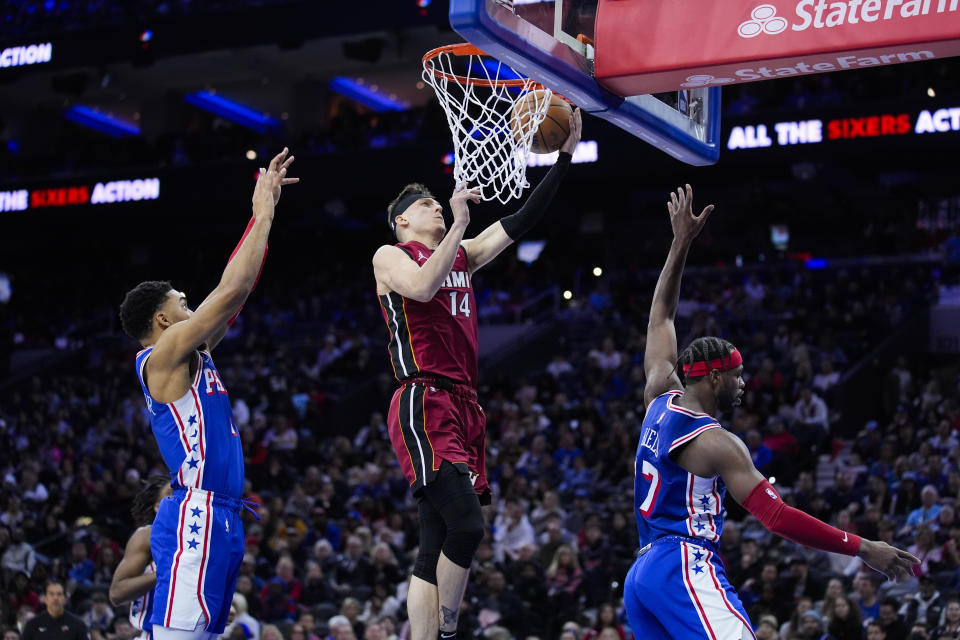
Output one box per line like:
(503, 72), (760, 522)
(499, 151), (572, 240)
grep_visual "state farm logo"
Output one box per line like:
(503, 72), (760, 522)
(738, 4), (788, 37)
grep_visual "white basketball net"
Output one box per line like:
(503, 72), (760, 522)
(423, 46), (552, 204)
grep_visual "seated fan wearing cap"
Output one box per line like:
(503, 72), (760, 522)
(621, 184), (920, 640)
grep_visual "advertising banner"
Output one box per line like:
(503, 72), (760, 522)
(595, 0), (960, 94)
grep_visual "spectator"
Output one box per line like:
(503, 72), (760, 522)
(225, 593), (261, 640)
(300, 560), (337, 607)
(908, 525), (944, 577)
(326, 615), (353, 640)
(816, 577), (846, 617)
(745, 430), (773, 472)
(81, 593), (113, 633)
(0, 497), (24, 528)
(932, 599), (960, 639)
(19, 470), (49, 506)
(582, 604), (626, 640)
(578, 523), (612, 607)
(781, 597), (815, 640)
(545, 546), (582, 615)
(928, 420), (959, 458)
(900, 575), (946, 628)
(853, 571), (881, 623)
(259, 579), (296, 623)
(69, 540), (97, 587)
(493, 500), (536, 563)
(289, 622), (308, 640)
(357, 583), (400, 624)
(587, 338), (622, 371)
(110, 618), (138, 640)
(902, 486), (944, 536)
(2, 530), (36, 580)
(812, 360), (840, 395)
(369, 544), (402, 588)
(261, 625), (284, 640)
(362, 622), (385, 640)
(754, 614), (778, 640)
(794, 387), (829, 431)
(906, 622), (930, 640)
(796, 609), (826, 639)
(866, 621), (888, 640)
(529, 491), (566, 534)
(21, 582), (87, 640)
(824, 595), (863, 640)
(780, 556), (824, 602)
(558, 621), (581, 640)
(546, 354), (574, 379)
(9, 572), (40, 615)
(878, 597), (910, 640)
(339, 598), (364, 640)
(476, 570), (524, 634)
(334, 537), (372, 588)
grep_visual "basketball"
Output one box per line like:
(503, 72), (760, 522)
(511, 90), (573, 154)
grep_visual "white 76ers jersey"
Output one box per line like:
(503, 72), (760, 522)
(129, 554), (155, 636)
(634, 391), (727, 547)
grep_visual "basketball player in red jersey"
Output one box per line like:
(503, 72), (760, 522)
(373, 109), (581, 640)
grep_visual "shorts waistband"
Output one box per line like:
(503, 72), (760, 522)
(402, 375), (477, 401)
(637, 535), (720, 557)
(172, 486), (242, 512)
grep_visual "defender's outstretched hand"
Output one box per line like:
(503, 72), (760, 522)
(857, 539), (920, 582)
(559, 107), (582, 155)
(253, 147), (299, 217)
(667, 184), (714, 246)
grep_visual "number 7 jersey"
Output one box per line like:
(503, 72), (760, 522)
(635, 391), (728, 547)
(378, 240), (478, 387)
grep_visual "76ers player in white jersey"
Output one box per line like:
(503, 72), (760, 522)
(110, 475), (173, 640)
(625, 185), (918, 640)
(119, 149), (297, 640)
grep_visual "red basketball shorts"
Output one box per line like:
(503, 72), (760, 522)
(387, 379), (490, 505)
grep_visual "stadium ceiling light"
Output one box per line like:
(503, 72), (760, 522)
(329, 77), (409, 113)
(64, 105), (140, 138)
(184, 91), (283, 134)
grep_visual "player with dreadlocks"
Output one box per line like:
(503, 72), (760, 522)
(110, 475), (173, 640)
(622, 184), (919, 639)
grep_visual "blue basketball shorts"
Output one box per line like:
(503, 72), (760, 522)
(624, 536), (755, 640)
(150, 487), (245, 634)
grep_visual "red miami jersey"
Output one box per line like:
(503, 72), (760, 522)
(379, 240), (478, 387)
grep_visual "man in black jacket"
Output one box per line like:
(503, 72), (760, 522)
(21, 582), (88, 640)
(900, 575), (946, 629)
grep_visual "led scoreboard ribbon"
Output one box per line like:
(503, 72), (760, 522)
(0, 178), (160, 213)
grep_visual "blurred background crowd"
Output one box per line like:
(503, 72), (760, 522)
(2, 2), (960, 640)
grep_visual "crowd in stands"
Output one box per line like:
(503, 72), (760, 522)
(0, 254), (958, 640)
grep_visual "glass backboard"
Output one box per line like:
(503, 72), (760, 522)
(449, 0), (722, 165)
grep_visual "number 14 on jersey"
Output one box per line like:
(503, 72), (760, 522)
(449, 291), (471, 317)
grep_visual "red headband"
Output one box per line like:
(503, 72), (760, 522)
(682, 348), (743, 378)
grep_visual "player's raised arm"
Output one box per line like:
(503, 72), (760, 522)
(374, 186), (478, 302)
(461, 108), (582, 273)
(643, 185), (714, 408)
(147, 149), (297, 385)
(109, 527), (156, 606)
(684, 427), (919, 582)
